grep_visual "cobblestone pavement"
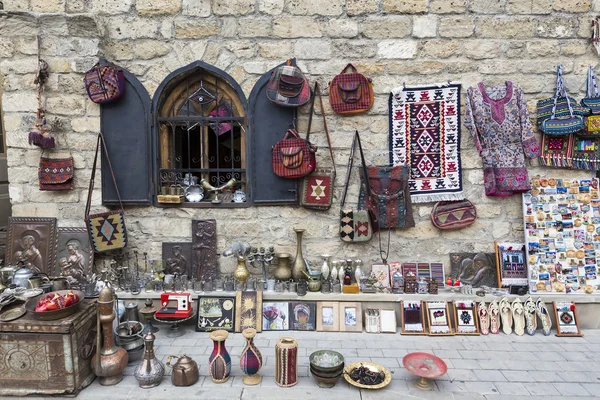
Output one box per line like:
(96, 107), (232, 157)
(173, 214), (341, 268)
(8, 325), (600, 399)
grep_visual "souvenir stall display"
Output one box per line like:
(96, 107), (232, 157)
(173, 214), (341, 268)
(523, 177), (600, 293)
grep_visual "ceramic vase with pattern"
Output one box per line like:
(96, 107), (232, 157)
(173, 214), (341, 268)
(208, 330), (231, 383)
(240, 328), (262, 385)
(275, 337), (298, 387)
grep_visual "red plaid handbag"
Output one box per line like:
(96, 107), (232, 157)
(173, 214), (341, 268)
(272, 129), (317, 179)
(266, 60), (311, 108)
(84, 62), (125, 104)
(300, 82), (336, 210)
(329, 64), (374, 115)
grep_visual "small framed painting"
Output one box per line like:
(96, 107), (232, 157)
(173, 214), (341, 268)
(196, 296), (235, 332)
(339, 302), (363, 332)
(371, 263), (391, 290)
(289, 301), (316, 331)
(425, 301), (453, 336)
(262, 302), (289, 331)
(235, 291), (263, 333)
(553, 301), (583, 337)
(494, 241), (528, 287)
(400, 301), (426, 335)
(453, 300), (480, 335)
(317, 302), (339, 332)
(379, 309), (397, 333)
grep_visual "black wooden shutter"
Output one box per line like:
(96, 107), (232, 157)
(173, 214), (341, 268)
(248, 64), (298, 205)
(100, 64), (153, 206)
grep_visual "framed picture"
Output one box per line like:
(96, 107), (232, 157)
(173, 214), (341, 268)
(449, 252), (498, 288)
(379, 309), (397, 333)
(453, 300), (480, 335)
(365, 308), (380, 333)
(425, 301), (453, 336)
(553, 301), (583, 337)
(162, 242), (192, 276)
(317, 302), (339, 332)
(289, 301), (316, 331)
(262, 302), (289, 331)
(371, 263), (391, 289)
(235, 291), (262, 333)
(7, 217), (57, 276)
(55, 227), (94, 286)
(494, 242), (528, 287)
(400, 301), (426, 335)
(339, 302), (362, 332)
(429, 262), (445, 286)
(196, 296), (235, 332)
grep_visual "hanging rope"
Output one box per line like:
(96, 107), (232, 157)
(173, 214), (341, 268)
(28, 35), (55, 149)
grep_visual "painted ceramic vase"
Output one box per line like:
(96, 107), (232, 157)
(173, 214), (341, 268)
(240, 328), (262, 385)
(275, 337), (298, 387)
(208, 330), (231, 383)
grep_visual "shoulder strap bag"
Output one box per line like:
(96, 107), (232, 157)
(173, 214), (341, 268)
(39, 135), (74, 191)
(329, 64), (374, 115)
(300, 82), (336, 210)
(539, 65), (584, 136)
(339, 131), (378, 243)
(84, 61), (126, 104)
(85, 132), (128, 253)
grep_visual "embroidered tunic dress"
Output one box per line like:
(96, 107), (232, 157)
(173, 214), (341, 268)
(465, 81), (540, 197)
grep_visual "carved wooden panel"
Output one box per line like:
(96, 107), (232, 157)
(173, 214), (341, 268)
(192, 219), (217, 280)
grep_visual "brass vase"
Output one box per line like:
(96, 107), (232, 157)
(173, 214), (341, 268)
(292, 228), (307, 281)
(92, 287), (129, 386)
(233, 256), (250, 283)
(273, 253), (292, 280)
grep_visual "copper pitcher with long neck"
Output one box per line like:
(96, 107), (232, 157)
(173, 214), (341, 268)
(91, 287), (129, 386)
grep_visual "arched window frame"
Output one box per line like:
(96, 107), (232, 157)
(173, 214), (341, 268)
(152, 61), (251, 208)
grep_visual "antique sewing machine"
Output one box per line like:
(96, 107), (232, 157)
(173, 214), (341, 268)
(155, 292), (193, 320)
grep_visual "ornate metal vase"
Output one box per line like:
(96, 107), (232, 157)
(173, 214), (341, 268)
(273, 253), (292, 280)
(291, 229), (307, 281)
(134, 332), (165, 388)
(233, 256), (250, 283)
(240, 328), (262, 385)
(209, 330), (231, 383)
(91, 287), (129, 386)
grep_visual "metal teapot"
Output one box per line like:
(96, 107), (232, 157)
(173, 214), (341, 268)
(12, 264), (37, 288)
(167, 354), (199, 386)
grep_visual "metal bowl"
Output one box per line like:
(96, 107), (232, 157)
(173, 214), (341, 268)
(25, 290), (84, 321)
(127, 345), (145, 364)
(310, 350), (345, 373)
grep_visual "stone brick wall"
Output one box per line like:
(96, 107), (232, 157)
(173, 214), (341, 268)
(0, 0), (597, 274)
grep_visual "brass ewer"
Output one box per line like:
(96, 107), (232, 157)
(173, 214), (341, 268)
(233, 255), (250, 283)
(167, 354), (199, 386)
(91, 287), (129, 386)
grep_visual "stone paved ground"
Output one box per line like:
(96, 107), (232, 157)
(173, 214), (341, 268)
(10, 325), (600, 399)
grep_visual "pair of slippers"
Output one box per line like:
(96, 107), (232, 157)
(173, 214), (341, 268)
(479, 297), (551, 336)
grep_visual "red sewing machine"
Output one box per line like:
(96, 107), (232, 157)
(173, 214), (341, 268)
(155, 292), (193, 320)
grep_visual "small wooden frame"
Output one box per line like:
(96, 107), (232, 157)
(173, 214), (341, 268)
(400, 301), (427, 335)
(553, 301), (583, 337)
(317, 302), (340, 332)
(262, 302), (289, 331)
(425, 301), (454, 336)
(452, 300), (480, 335)
(494, 241), (528, 288)
(379, 309), (397, 333)
(339, 302), (363, 332)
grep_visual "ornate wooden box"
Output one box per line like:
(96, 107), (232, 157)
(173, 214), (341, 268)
(0, 300), (96, 396)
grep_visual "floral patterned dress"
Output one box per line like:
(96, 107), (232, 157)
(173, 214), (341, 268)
(465, 81), (540, 197)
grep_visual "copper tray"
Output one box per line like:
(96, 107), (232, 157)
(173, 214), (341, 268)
(25, 290), (85, 321)
(343, 362), (391, 390)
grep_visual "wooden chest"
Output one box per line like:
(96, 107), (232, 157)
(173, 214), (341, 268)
(0, 300), (96, 396)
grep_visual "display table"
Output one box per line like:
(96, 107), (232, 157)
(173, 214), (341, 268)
(0, 300), (96, 396)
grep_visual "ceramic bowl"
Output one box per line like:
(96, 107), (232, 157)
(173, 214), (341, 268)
(309, 350), (345, 373)
(310, 365), (344, 378)
(310, 370), (342, 388)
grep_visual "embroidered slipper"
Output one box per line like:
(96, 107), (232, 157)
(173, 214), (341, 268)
(478, 301), (490, 335)
(499, 297), (512, 335)
(524, 296), (537, 336)
(535, 298), (552, 336)
(511, 298), (525, 336)
(488, 300), (500, 334)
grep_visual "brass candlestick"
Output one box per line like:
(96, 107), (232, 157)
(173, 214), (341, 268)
(139, 298), (159, 334)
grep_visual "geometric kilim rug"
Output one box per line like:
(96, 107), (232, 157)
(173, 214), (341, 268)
(389, 83), (464, 203)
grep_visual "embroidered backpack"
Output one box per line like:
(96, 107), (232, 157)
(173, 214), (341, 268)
(328, 64), (374, 114)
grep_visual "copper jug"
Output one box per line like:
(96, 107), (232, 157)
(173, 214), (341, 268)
(167, 354), (199, 386)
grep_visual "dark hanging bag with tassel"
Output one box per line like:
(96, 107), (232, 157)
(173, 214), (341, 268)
(29, 55), (56, 149)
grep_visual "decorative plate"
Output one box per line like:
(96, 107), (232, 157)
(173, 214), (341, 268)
(402, 352), (448, 379)
(0, 306), (26, 322)
(343, 362), (392, 390)
(310, 350), (344, 369)
(15, 288), (43, 301)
